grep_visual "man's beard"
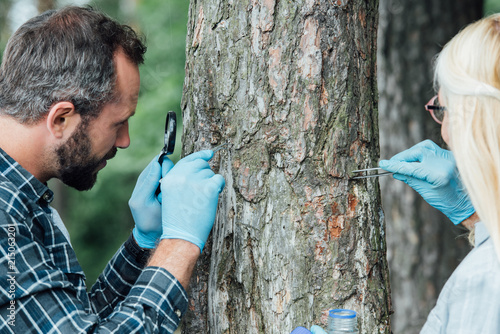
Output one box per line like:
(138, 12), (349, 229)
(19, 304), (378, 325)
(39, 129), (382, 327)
(56, 122), (117, 191)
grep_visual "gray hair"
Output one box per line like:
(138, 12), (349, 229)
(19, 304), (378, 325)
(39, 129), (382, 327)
(0, 6), (146, 124)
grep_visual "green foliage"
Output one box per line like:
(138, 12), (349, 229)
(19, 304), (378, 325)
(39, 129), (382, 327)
(133, 0), (188, 164)
(485, 0), (500, 14)
(0, 0), (12, 56)
(60, 170), (137, 284)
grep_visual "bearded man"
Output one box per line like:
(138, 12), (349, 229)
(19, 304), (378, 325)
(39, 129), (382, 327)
(0, 6), (224, 333)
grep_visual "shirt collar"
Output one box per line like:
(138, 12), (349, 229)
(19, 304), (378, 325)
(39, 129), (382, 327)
(0, 147), (53, 205)
(474, 221), (489, 247)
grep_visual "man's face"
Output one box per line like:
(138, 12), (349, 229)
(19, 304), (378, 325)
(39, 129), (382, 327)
(56, 120), (117, 190)
(56, 50), (140, 190)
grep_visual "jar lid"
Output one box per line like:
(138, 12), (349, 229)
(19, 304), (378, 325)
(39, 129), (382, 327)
(328, 309), (357, 319)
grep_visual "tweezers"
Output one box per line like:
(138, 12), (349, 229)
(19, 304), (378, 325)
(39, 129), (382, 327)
(351, 167), (392, 179)
(213, 142), (229, 153)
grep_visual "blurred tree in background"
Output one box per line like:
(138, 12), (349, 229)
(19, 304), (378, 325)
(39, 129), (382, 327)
(378, 0), (483, 332)
(486, 0), (500, 13)
(0, 0), (11, 56)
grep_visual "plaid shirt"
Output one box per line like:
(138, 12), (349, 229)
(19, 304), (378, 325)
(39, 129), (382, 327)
(0, 148), (188, 333)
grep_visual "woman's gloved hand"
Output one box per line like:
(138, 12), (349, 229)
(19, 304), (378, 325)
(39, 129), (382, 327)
(289, 325), (327, 334)
(129, 155), (174, 249)
(379, 139), (475, 225)
(159, 150), (225, 252)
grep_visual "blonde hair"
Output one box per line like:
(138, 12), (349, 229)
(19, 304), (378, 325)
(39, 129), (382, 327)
(434, 13), (500, 260)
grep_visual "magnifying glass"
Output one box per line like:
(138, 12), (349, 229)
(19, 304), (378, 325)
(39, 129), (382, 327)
(158, 111), (176, 163)
(155, 111), (176, 196)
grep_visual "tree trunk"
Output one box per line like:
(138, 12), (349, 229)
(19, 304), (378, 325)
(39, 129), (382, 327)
(377, 0), (483, 333)
(181, 0), (391, 333)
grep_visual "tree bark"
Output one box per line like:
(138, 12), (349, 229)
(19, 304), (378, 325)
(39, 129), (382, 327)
(181, 0), (391, 333)
(377, 0), (483, 332)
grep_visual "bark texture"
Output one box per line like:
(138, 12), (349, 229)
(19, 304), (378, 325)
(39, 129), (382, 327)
(181, 0), (391, 332)
(377, 1), (483, 332)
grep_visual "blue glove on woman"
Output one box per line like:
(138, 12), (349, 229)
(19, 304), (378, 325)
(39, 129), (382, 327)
(129, 155), (174, 248)
(159, 150), (225, 252)
(379, 140), (475, 225)
(290, 325), (327, 334)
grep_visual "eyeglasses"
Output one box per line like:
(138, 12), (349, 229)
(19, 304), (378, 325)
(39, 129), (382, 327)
(425, 95), (446, 124)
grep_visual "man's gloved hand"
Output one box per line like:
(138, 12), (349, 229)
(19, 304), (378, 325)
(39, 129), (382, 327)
(159, 150), (225, 252)
(379, 139), (475, 225)
(129, 155), (174, 248)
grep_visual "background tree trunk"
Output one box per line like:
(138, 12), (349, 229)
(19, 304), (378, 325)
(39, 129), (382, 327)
(37, 0), (55, 13)
(180, 0), (391, 333)
(0, 0), (11, 49)
(377, 0), (483, 332)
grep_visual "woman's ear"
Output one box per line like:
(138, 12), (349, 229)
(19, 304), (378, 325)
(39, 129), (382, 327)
(46, 102), (81, 139)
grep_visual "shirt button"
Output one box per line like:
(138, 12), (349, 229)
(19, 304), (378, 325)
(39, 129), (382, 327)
(175, 309), (181, 318)
(42, 192), (52, 202)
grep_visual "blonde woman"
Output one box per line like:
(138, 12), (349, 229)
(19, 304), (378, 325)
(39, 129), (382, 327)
(382, 14), (500, 333)
(293, 13), (500, 334)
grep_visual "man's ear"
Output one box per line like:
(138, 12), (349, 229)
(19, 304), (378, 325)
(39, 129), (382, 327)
(46, 102), (81, 139)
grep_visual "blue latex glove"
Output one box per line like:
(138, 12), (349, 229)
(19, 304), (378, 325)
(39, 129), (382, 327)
(289, 325), (327, 334)
(379, 140), (475, 225)
(290, 327), (312, 334)
(310, 326), (327, 334)
(159, 150), (225, 252)
(129, 155), (174, 248)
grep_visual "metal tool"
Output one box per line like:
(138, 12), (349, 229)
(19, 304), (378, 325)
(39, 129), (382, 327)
(212, 142), (229, 153)
(351, 167), (392, 179)
(158, 111), (177, 163)
(156, 111), (177, 196)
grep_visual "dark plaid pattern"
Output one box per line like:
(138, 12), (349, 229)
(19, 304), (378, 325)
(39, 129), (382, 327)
(0, 148), (187, 333)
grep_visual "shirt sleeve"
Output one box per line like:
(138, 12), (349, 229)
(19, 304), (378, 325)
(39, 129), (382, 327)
(421, 238), (500, 334)
(88, 234), (153, 317)
(0, 212), (189, 333)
